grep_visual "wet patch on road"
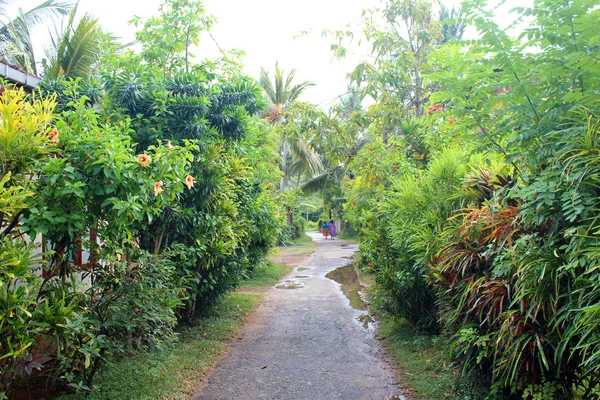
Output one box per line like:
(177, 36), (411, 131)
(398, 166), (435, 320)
(275, 280), (304, 290)
(358, 314), (375, 329)
(325, 264), (374, 329)
(293, 275), (309, 279)
(296, 267), (310, 272)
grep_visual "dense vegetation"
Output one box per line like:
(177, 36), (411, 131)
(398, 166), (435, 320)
(3, 0), (600, 399)
(0, 1), (286, 397)
(335, 0), (600, 398)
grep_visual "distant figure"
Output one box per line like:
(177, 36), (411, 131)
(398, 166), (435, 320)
(322, 221), (330, 239)
(329, 220), (337, 239)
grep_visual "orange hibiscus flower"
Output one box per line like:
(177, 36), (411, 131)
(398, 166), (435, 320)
(153, 181), (163, 196)
(50, 128), (59, 143)
(185, 175), (195, 189)
(137, 154), (151, 167)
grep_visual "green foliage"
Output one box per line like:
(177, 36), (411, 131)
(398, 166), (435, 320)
(375, 313), (458, 400)
(0, 0), (72, 75)
(131, 0), (215, 72)
(103, 64), (264, 147)
(43, 4), (109, 79)
(0, 87), (56, 398)
(0, 1), (281, 395)
(54, 292), (262, 400)
(340, 0), (600, 397)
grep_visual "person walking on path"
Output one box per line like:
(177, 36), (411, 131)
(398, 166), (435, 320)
(329, 220), (337, 239)
(322, 221), (330, 239)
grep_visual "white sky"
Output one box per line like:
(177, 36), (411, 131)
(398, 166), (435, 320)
(21, 0), (375, 106)
(18, 0), (528, 106)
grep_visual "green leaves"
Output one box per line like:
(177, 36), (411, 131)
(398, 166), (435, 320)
(134, 0), (215, 72)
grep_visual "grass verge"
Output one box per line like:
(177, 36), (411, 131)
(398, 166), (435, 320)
(356, 265), (457, 399)
(287, 232), (315, 247)
(56, 262), (291, 400)
(376, 315), (457, 399)
(337, 231), (359, 242)
(269, 233), (316, 260)
(240, 261), (290, 291)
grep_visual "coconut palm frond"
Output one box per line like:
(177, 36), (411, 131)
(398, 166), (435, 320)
(285, 81), (314, 107)
(301, 165), (345, 195)
(289, 139), (323, 176)
(45, 8), (104, 79)
(0, 0), (73, 74)
(0, 11), (36, 73)
(259, 66), (275, 108)
(259, 60), (313, 120)
(21, 0), (71, 25)
(301, 172), (330, 195)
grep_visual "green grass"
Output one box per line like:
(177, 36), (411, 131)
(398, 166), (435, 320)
(376, 315), (457, 400)
(304, 220), (319, 231)
(55, 261), (293, 400)
(241, 261), (290, 291)
(270, 232), (316, 258)
(355, 254), (458, 399)
(337, 231), (359, 242)
(288, 232), (315, 247)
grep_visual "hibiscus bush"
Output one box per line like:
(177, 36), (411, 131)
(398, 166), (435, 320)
(2, 49), (279, 400)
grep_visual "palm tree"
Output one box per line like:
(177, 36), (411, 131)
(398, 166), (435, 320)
(301, 92), (368, 198)
(259, 61), (314, 192)
(0, 0), (72, 75)
(43, 4), (108, 79)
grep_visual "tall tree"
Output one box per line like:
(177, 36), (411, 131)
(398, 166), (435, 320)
(132, 0), (215, 73)
(0, 0), (72, 74)
(259, 61), (314, 192)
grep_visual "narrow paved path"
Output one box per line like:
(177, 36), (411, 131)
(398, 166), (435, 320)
(193, 232), (404, 400)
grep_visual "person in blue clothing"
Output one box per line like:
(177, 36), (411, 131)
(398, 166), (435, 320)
(322, 221), (329, 239)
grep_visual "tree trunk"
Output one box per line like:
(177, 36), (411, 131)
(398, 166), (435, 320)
(382, 127), (390, 145)
(280, 140), (288, 192)
(414, 66), (424, 118)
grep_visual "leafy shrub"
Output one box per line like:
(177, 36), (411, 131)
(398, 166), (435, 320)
(291, 217), (305, 239)
(344, 1), (600, 396)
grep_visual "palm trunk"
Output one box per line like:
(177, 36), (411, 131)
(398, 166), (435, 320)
(280, 140), (288, 192)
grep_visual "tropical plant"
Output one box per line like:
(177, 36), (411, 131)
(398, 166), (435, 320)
(0, 85), (57, 398)
(339, 0), (600, 397)
(259, 61), (314, 192)
(0, 0), (72, 74)
(42, 4), (110, 79)
(131, 0), (215, 72)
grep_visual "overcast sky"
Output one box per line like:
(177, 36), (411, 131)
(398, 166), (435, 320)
(20, 0), (374, 106)
(18, 0), (527, 106)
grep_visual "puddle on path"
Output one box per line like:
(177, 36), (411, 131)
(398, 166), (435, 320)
(296, 267), (310, 272)
(326, 265), (368, 310)
(275, 280), (304, 290)
(326, 265), (374, 329)
(357, 314), (374, 329)
(293, 275), (309, 279)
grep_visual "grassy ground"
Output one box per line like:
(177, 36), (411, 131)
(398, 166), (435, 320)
(269, 232), (316, 261)
(304, 220), (319, 231)
(286, 232), (315, 247)
(55, 260), (296, 400)
(377, 316), (457, 399)
(240, 261), (290, 292)
(337, 231), (359, 242)
(355, 265), (457, 400)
